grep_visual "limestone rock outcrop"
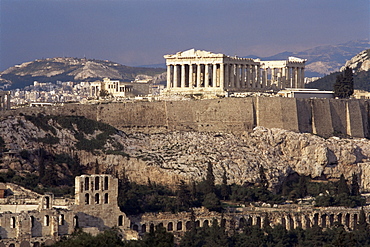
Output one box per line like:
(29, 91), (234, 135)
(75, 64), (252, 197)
(1, 115), (370, 192)
(341, 49), (370, 72)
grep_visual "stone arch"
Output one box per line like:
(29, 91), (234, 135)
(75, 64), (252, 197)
(95, 193), (100, 204)
(95, 177), (100, 190)
(30, 215), (35, 228)
(345, 213), (350, 229)
(142, 224), (146, 233)
(256, 216), (261, 228)
(313, 213), (319, 226)
(133, 224), (138, 231)
(118, 215), (123, 226)
(304, 215), (311, 229)
(10, 216), (16, 228)
(44, 215), (50, 226)
(353, 214), (358, 230)
(337, 213), (343, 225)
(203, 220), (209, 227)
(239, 218), (246, 229)
(329, 214), (335, 227)
(167, 222), (173, 231)
(321, 214), (327, 228)
(74, 216), (79, 228)
(59, 214), (65, 225)
(150, 223), (154, 232)
(85, 193), (90, 205)
(288, 215), (294, 230)
(85, 177), (89, 190)
(44, 196), (50, 209)
(104, 176), (109, 190)
(177, 221), (182, 231)
(281, 217), (286, 229)
(195, 220), (200, 228)
(33, 243), (40, 247)
(9, 244), (15, 247)
(158, 222), (163, 228)
(186, 221), (192, 230)
(221, 219), (226, 228)
(104, 193), (108, 204)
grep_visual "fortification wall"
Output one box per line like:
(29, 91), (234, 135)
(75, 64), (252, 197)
(1, 98), (369, 138)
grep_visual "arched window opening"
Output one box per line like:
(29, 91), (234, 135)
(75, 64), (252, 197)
(95, 177), (100, 190)
(177, 221), (182, 231)
(44, 196), (50, 209)
(104, 176), (109, 190)
(10, 217), (16, 228)
(167, 222), (173, 231)
(85, 193), (90, 205)
(150, 224), (154, 232)
(30, 216), (35, 228)
(204, 220), (209, 227)
(44, 215), (49, 226)
(133, 224), (138, 231)
(104, 193), (109, 204)
(95, 193), (100, 204)
(142, 224), (146, 233)
(195, 220), (200, 228)
(85, 177), (89, 191)
(59, 214), (65, 225)
(80, 182), (84, 193)
(186, 221), (192, 230)
(74, 216), (79, 228)
(118, 215), (123, 226)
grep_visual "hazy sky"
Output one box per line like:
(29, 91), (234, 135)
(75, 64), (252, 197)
(1, 0), (369, 71)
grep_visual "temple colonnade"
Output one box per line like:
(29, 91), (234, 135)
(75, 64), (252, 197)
(164, 49), (306, 95)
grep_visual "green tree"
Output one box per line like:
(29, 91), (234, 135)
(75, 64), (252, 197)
(351, 173), (360, 196)
(205, 162), (215, 194)
(337, 174), (350, 195)
(333, 67), (354, 98)
(176, 180), (191, 211)
(220, 170), (230, 200)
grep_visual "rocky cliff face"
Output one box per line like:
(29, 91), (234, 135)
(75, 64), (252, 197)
(341, 49), (370, 72)
(1, 115), (370, 192)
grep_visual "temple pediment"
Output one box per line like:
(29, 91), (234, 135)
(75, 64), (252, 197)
(164, 49), (224, 59)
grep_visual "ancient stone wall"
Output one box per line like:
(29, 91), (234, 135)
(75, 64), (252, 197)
(1, 98), (369, 138)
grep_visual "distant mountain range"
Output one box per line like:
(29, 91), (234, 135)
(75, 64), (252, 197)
(141, 40), (369, 77)
(1, 40), (368, 89)
(245, 40), (370, 77)
(0, 57), (166, 89)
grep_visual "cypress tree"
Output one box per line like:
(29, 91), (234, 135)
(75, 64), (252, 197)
(333, 67), (354, 98)
(351, 173), (360, 196)
(337, 174), (350, 195)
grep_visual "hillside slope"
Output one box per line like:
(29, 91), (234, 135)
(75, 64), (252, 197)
(1, 114), (370, 193)
(0, 57), (166, 89)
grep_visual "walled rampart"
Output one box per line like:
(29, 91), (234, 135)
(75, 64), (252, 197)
(1, 98), (369, 138)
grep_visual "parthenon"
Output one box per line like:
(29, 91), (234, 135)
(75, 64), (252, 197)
(163, 49), (306, 97)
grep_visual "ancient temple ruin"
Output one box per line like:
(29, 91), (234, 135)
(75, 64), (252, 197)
(163, 49), (306, 97)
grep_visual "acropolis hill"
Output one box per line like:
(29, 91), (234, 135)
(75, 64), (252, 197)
(1, 97), (370, 191)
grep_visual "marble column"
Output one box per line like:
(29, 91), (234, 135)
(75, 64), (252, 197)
(173, 65), (179, 88)
(262, 68), (267, 88)
(220, 64), (224, 88)
(246, 65), (250, 88)
(256, 65), (261, 88)
(166, 65), (172, 89)
(241, 64), (246, 88)
(287, 67), (291, 88)
(189, 64), (193, 87)
(181, 64), (186, 88)
(300, 68), (305, 88)
(197, 64), (201, 87)
(224, 64), (229, 88)
(213, 64), (218, 87)
(236, 64), (240, 88)
(297, 67), (301, 88)
(230, 64), (235, 88)
(251, 65), (256, 88)
(205, 64), (209, 87)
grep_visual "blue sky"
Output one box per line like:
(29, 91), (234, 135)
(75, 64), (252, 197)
(0, 0), (369, 71)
